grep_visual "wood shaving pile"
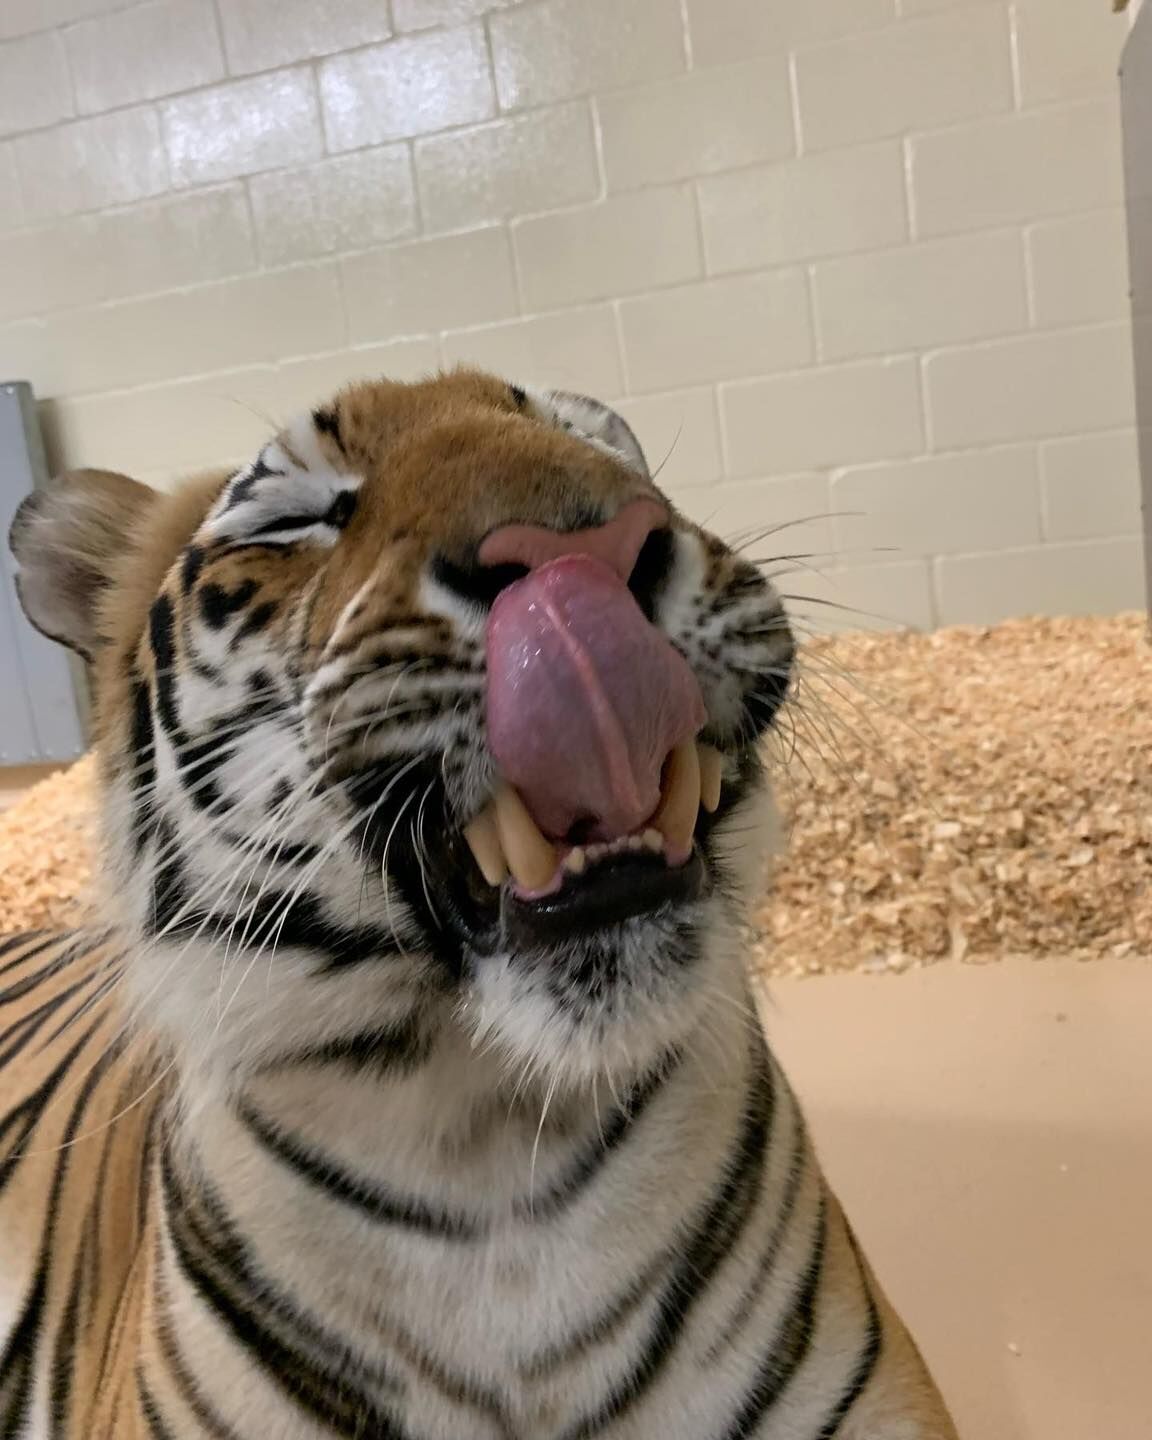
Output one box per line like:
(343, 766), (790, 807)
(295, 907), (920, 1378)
(757, 613), (1151, 976)
(0, 754), (95, 934)
(0, 616), (1148, 976)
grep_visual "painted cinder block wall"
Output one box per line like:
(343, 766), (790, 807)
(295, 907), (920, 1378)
(0, 0), (1142, 630)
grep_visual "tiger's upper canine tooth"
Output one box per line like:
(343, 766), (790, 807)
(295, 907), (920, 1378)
(697, 743), (723, 814)
(651, 740), (701, 857)
(463, 806), (508, 887)
(493, 783), (559, 891)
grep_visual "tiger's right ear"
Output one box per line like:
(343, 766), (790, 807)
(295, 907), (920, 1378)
(8, 468), (157, 662)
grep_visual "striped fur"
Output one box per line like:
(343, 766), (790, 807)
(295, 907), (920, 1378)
(1, 371), (957, 1438)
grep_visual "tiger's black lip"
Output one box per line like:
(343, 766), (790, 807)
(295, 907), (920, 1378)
(501, 848), (706, 948)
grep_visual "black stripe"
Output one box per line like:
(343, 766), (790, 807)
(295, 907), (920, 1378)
(81, 1114), (119, 1348)
(149, 595), (180, 734)
(707, 1099), (811, 1356)
(324, 490), (356, 528)
(38, 965), (117, 1053)
(148, 598), (233, 815)
(49, 1233), (85, 1435)
(169, 715), (254, 815)
(233, 598), (279, 642)
(0, 929), (53, 970)
(162, 1148), (509, 1435)
(0, 1035), (123, 1435)
(0, 963), (106, 1069)
(0, 1023), (102, 1196)
(218, 827), (321, 869)
(0, 1007), (51, 1070)
(244, 514), (326, 540)
(555, 1043), (775, 1440)
(718, 1198), (829, 1438)
(225, 455), (281, 509)
(147, 818), (188, 938)
(814, 1233), (883, 1439)
(137, 1366), (179, 1440)
(162, 700), (284, 816)
(0, 947), (72, 1008)
(0, 930), (65, 983)
(516, 1052), (677, 1223)
(519, 1251), (668, 1379)
(162, 1149), (412, 1437)
(0, 1269), (44, 1431)
(305, 651), (449, 708)
(199, 579), (258, 630)
(338, 761), (461, 975)
(135, 1107), (159, 1249)
(237, 1100), (482, 1241)
(259, 1017), (429, 1077)
(128, 677), (157, 856)
(312, 405), (345, 453)
(152, 1267), (244, 1440)
(0, 945), (80, 1028)
(181, 545), (206, 592)
(149, 887), (399, 970)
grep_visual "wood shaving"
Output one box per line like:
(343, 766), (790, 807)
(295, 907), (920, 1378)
(0, 617), (1149, 977)
(0, 755), (95, 934)
(756, 613), (1152, 977)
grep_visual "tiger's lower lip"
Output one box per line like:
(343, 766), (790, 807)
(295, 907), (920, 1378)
(500, 846), (706, 947)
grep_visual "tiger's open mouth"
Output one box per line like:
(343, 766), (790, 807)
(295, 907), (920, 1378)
(462, 739), (723, 941)
(450, 546), (726, 945)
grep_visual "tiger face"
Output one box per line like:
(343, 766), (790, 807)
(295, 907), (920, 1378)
(11, 370), (793, 1092)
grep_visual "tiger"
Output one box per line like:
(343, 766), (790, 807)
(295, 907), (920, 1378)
(1, 369), (958, 1439)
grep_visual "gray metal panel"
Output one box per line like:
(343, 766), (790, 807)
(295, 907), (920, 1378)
(0, 381), (87, 764)
(1122, 9), (1152, 612)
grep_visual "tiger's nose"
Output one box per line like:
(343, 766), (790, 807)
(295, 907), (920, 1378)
(478, 497), (669, 582)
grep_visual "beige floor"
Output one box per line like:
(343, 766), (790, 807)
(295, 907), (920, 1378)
(765, 959), (1152, 1440)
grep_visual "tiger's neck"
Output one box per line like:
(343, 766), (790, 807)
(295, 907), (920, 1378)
(141, 995), (761, 1437)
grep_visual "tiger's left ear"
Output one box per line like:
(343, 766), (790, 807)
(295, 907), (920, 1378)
(530, 389), (650, 478)
(9, 468), (157, 661)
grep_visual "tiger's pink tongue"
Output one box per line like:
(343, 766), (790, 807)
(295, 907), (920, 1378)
(486, 555), (706, 842)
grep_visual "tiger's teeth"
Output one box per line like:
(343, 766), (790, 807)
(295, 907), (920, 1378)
(463, 807), (508, 887)
(651, 741), (701, 857)
(492, 783), (558, 890)
(564, 848), (588, 875)
(641, 828), (663, 853)
(697, 743), (723, 813)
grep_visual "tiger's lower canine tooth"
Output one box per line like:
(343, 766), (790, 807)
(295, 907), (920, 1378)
(697, 744), (723, 813)
(493, 783), (558, 890)
(463, 806), (508, 887)
(651, 741), (701, 858)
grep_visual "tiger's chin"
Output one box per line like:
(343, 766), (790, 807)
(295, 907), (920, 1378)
(433, 766), (776, 1093)
(461, 895), (732, 1092)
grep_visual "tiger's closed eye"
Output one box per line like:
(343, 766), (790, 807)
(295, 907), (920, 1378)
(201, 425), (363, 551)
(241, 491), (358, 543)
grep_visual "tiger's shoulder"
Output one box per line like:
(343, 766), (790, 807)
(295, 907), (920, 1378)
(0, 927), (165, 1433)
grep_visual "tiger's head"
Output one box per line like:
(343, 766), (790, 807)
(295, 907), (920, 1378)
(11, 371), (793, 1093)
